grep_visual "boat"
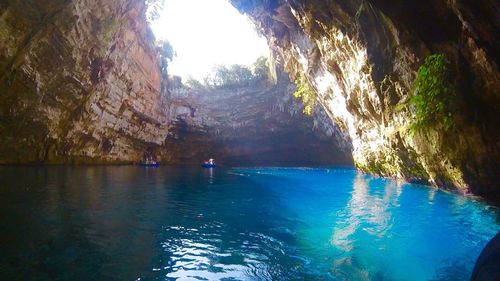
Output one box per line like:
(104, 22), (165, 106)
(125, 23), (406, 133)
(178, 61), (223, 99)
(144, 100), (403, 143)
(202, 158), (216, 168)
(138, 160), (160, 167)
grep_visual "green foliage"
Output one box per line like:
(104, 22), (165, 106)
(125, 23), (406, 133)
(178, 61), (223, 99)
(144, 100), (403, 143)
(145, 0), (165, 23)
(204, 64), (253, 87)
(228, 64), (253, 85)
(204, 65), (244, 87)
(158, 40), (174, 76)
(159, 40), (174, 61)
(409, 54), (454, 132)
(185, 57), (271, 89)
(184, 76), (205, 89)
(293, 73), (316, 115)
(252, 56), (269, 81)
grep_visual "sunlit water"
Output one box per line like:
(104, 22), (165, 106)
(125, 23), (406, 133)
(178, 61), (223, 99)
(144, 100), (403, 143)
(0, 166), (498, 281)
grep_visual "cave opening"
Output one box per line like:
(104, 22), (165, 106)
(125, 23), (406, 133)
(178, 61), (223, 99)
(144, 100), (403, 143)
(148, 0), (269, 81)
(0, 0), (498, 279)
(144, 0), (354, 166)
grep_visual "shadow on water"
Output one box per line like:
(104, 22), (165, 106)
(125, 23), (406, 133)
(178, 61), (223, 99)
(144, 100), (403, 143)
(0, 166), (498, 281)
(0, 166), (309, 281)
(0, 166), (112, 281)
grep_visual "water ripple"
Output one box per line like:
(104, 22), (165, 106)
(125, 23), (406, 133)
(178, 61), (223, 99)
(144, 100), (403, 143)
(0, 166), (497, 281)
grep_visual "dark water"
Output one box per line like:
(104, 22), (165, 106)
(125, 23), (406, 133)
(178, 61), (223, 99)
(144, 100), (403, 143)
(0, 166), (498, 281)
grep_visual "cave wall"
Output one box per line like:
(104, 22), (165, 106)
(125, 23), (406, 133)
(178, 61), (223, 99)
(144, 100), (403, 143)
(0, 0), (351, 166)
(1, 0), (498, 197)
(230, 0), (499, 196)
(0, 0), (170, 164)
(163, 76), (352, 166)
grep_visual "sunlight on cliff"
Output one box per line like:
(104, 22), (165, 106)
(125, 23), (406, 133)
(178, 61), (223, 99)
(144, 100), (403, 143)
(149, 0), (269, 80)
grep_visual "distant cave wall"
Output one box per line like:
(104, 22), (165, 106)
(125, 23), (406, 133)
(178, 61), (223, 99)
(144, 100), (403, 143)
(230, 0), (499, 196)
(0, 0), (170, 164)
(163, 76), (353, 166)
(0, 0), (352, 166)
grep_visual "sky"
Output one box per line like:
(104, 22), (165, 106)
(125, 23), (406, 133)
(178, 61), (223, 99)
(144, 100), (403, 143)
(149, 0), (269, 80)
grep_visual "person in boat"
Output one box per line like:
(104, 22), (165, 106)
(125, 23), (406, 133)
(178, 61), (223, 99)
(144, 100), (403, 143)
(203, 158), (215, 166)
(142, 154), (157, 165)
(142, 157), (158, 165)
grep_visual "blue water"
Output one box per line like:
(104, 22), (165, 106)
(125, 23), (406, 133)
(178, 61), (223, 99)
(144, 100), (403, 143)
(0, 166), (498, 281)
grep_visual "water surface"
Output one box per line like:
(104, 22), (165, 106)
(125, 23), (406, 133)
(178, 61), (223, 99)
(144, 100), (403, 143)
(0, 166), (498, 280)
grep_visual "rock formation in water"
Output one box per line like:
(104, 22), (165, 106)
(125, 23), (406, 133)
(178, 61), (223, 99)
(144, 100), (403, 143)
(0, 0), (351, 166)
(230, 0), (499, 198)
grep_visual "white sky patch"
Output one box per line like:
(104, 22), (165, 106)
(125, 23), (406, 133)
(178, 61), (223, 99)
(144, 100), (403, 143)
(150, 0), (269, 80)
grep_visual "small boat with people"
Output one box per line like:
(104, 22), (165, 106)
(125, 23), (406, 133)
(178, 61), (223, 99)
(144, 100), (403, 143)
(138, 161), (160, 167)
(138, 156), (160, 167)
(202, 158), (216, 168)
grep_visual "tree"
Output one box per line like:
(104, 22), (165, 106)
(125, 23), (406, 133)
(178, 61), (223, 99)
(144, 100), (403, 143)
(158, 40), (174, 75)
(202, 61), (266, 88)
(159, 40), (174, 61)
(252, 56), (269, 81)
(185, 76), (205, 89)
(145, 0), (165, 23)
(203, 64), (252, 87)
(213, 65), (230, 86)
(228, 64), (253, 85)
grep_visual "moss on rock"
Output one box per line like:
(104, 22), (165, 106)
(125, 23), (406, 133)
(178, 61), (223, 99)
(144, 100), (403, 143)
(409, 54), (455, 133)
(293, 72), (317, 115)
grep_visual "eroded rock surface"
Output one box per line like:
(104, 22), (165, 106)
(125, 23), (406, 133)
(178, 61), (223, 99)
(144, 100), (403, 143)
(1, 0), (498, 198)
(164, 76), (352, 166)
(0, 0), (169, 163)
(230, 0), (499, 197)
(0, 0), (351, 166)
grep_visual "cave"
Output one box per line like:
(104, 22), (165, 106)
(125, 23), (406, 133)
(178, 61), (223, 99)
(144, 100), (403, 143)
(0, 0), (353, 167)
(0, 0), (499, 280)
(0, 0), (498, 196)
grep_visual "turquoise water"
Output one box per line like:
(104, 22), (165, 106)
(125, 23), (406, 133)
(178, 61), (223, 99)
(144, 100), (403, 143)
(0, 166), (498, 280)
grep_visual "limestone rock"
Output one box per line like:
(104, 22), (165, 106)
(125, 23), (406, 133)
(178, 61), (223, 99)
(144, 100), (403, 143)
(0, 0), (169, 163)
(230, 0), (499, 197)
(0, 0), (350, 166)
(163, 76), (352, 166)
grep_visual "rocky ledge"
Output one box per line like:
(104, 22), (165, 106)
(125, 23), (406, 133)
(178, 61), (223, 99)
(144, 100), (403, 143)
(0, 0), (351, 166)
(163, 74), (352, 166)
(230, 0), (499, 198)
(0, 0), (169, 164)
(0, 0), (498, 199)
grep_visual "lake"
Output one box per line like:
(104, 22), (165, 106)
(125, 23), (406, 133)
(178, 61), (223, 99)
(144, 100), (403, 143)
(0, 166), (498, 280)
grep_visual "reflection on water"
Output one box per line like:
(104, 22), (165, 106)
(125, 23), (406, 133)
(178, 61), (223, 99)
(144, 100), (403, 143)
(203, 167), (214, 184)
(0, 166), (498, 281)
(329, 174), (404, 279)
(331, 174), (402, 252)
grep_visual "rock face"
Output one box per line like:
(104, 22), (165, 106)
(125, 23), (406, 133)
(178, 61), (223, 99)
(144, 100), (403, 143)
(0, 0), (170, 163)
(0, 0), (351, 166)
(1, 0), (498, 198)
(164, 76), (352, 166)
(230, 0), (499, 197)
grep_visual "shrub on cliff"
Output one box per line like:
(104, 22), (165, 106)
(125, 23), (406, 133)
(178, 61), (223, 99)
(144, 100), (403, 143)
(184, 57), (271, 89)
(252, 56), (270, 81)
(158, 40), (174, 76)
(203, 58), (270, 88)
(203, 64), (253, 87)
(410, 54), (455, 132)
(185, 76), (206, 89)
(293, 73), (316, 115)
